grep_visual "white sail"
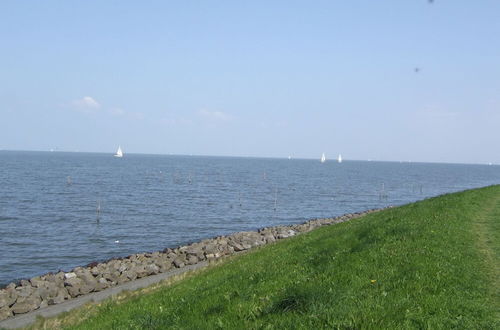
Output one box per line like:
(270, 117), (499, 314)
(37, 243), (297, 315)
(114, 146), (123, 158)
(320, 152), (326, 163)
(338, 154), (342, 163)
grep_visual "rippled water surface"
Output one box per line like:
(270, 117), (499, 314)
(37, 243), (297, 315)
(1, 151), (499, 285)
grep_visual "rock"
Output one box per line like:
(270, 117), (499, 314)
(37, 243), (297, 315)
(66, 286), (80, 298)
(262, 234), (276, 243)
(114, 274), (129, 285)
(30, 277), (46, 288)
(43, 272), (64, 286)
(40, 299), (48, 309)
(79, 284), (95, 295)
(124, 270), (138, 281)
(76, 269), (97, 288)
(0, 290), (16, 308)
(103, 271), (121, 284)
(46, 282), (59, 296)
(183, 244), (205, 259)
(156, 260), (173, 273)
(90, 267), (100, 276)
(145, 264), (160, 275)
(228, 241), (245, 252)
(203, 243), (219, 255)
(150, 251), (161, 258)
(295, 224), (312, 233)
(217, 237), (229, 245)
(229, 231), (264, 250)
(11, 294), (41, 314)
(64, 277), (84, 298)
(276, 228), (296, 239)
(0, 306), (13, 321)
(47, 291), (66, 305)
(15, 285), (34, 298)
(166, 252), (178, 260)
(186, 255), (198, 265)
(0, 292), (8, 308)
(173, 257), (185, 268)
(20, 280), (31, 287)
(118, 263), (128, 273)
(130, 266), (148, 278)
(107, 260), (122, 271)
(3, 286), (18, 307)
(94, 278), (109, 291)
(64, 277), (83, 287)
(64, 272), (77, 279)
(35, 286), (51, 301)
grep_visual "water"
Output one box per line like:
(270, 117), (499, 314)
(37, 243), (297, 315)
(1, 151), (499, 286)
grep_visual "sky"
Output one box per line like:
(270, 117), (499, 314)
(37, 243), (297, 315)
(1, 1), (499, 163)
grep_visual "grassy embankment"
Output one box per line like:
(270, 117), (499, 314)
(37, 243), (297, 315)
(31, 185), (499, 329)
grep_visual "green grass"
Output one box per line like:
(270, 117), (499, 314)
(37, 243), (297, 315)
(33, 186), (500, 329)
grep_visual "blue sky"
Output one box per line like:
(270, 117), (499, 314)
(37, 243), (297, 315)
(1, 1), (499, 163)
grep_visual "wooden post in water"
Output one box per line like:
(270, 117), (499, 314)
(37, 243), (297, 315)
(274, 188), (278, 211)
(379, 183), (388, 200)
(96, 200), (101, 223)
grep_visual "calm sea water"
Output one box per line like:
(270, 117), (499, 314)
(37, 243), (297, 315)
(1, 151), (499, 286)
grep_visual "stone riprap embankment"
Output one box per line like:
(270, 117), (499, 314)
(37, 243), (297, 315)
(0, 209), (382, 321)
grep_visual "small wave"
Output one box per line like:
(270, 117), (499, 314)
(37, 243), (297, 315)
(0, 216), (18, 221)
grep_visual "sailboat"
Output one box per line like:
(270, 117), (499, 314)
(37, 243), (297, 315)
(320, 152), (326, 163)
(337, 154), (342, 163)
(114, 146), (123, 158)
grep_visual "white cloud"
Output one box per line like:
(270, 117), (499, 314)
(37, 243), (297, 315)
(71, 96), (101, 112)
(198, 109), (231, 121)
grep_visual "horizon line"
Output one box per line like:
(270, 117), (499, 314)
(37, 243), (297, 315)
(0, 148), (496, 167)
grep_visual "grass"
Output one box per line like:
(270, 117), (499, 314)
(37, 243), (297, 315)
(30, 185), (500, 329)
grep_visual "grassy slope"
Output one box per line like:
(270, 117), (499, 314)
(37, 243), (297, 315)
(34, 186), (499, 329)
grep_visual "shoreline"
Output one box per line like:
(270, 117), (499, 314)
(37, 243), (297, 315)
(0, 208), (384, 324)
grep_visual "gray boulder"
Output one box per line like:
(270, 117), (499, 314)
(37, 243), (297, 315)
(156, 260), (173, 272)
(11, 294), (41, 314)
(186, 255), (198, 265)
(15, 285), (34, 299)
(0, 306), (13, 321)
(130, 266), (148, 278)
(30, 276), (46, 288)
(145, 264), (160, 275)
(173, 256), (186, 268)
(0, 289), (16, 308)
(43, 272), (65, 287)
(64, 277), (84, 298)
(64, 272), (77, 279)
(76, 269), (98, 289)
(94, 278), (110, 291)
